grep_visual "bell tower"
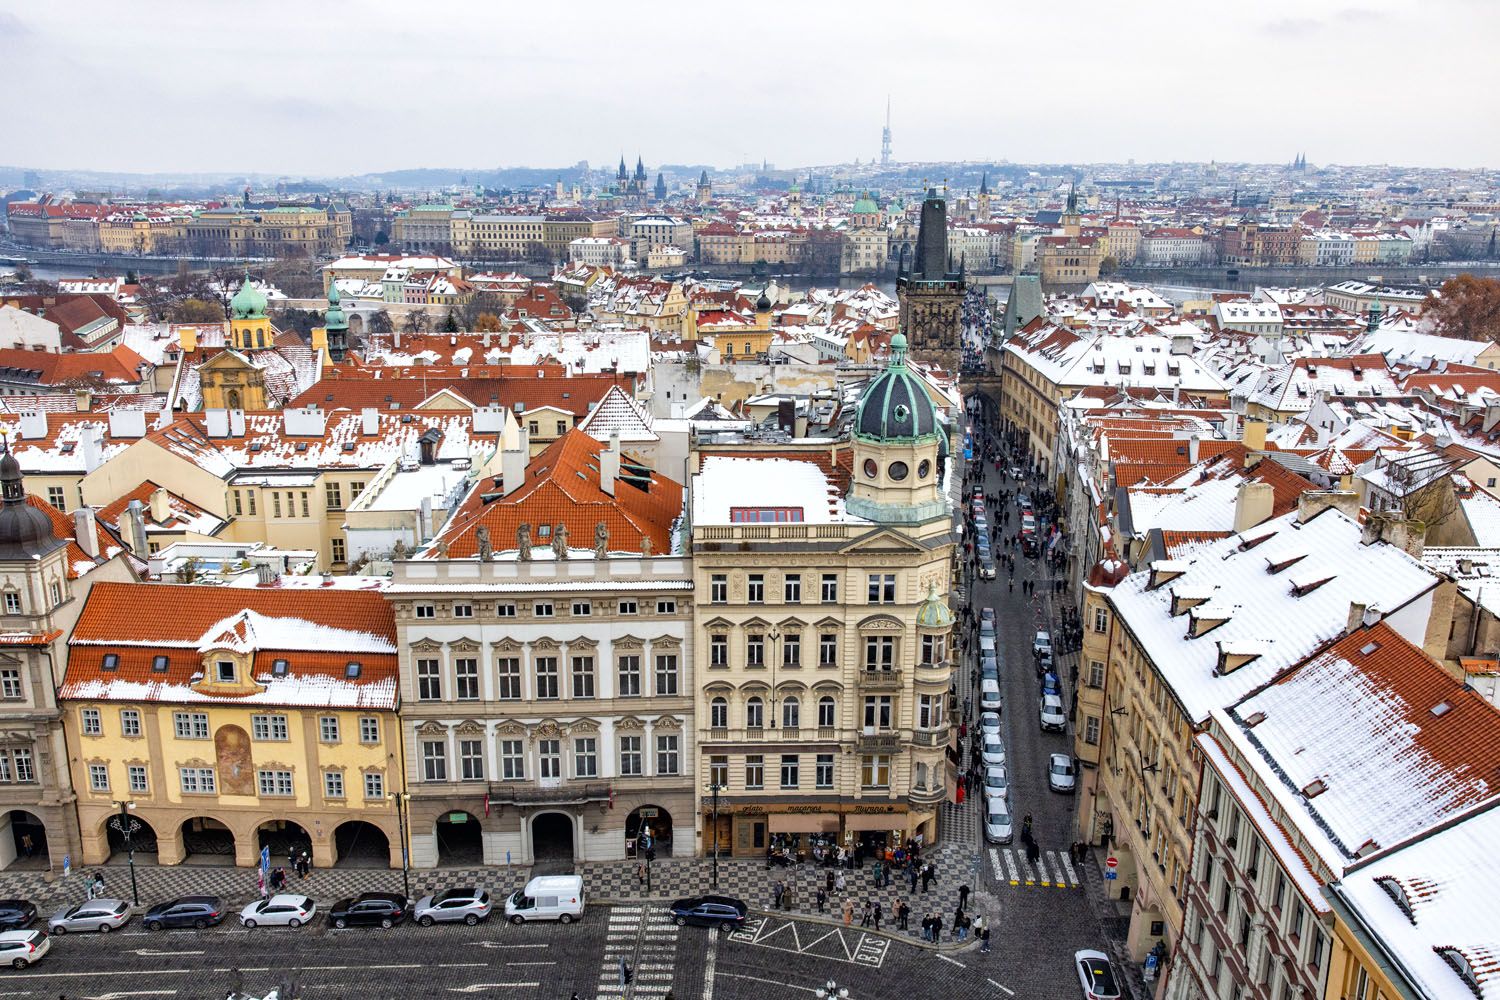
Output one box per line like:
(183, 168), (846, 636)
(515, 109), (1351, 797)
(897, 188), (965, 372)
(228, 274), (271, 352)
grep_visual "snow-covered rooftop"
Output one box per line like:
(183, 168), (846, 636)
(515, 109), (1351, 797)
(692, 455), (864, 526)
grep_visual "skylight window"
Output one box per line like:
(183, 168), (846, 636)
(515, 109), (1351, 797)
(345, 661), (361, 679)
(101, 653), (119, 671)
(272, 658), (289, 677)
(152, 655), (169, 672)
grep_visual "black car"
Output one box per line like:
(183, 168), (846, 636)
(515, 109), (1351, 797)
(668, 894), (747, 929)
(144, 895), (226, 931)
(0, 901), (36, 931)
(329, 892), (408, 929)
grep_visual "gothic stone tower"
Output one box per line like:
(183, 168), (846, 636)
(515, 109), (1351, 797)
(897, 188), (964, 372)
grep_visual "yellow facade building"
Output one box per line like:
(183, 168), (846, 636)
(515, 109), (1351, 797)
(60, 582), (405, 869)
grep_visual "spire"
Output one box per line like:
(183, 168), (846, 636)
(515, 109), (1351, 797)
(1065, 180), (1078, 215)
(699, 169), (708, 185)
(634, 155), (646, 181)
(979, 172), (989, 195)
(0, 436), (23, 506)
(618, 155), (627, 181)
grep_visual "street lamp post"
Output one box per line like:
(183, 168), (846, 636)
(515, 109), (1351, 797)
(109, 800), (140, 906)
(706, 782), (726, 889)
(388, 792), (411, 899)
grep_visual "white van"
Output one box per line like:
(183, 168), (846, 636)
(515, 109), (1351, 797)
(504, 874), (585, 924)
(979, 677), (1003, 712)
(978, 633), (996, 656)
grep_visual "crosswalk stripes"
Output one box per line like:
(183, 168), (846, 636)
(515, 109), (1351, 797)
(990, 848), (1081, 889)
(1058, 848), (1079, 886)
(633, 907), (681, 998)
(595, 904), (643, 999)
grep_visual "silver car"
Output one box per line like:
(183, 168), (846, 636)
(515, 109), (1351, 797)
(414, 887), (491, 927)
(1048, 753), (1077, 794)
(48, 899), (130, 934)
(980, 735), (1006, 767)
(978, 711), (1002, 737)
(983, 764), (1009, 800)
(984, 805), (1014, 845)
(1040, 694), (1068, 732)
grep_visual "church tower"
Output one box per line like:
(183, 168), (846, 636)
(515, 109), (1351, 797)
(897, 188), (965, 372)
(696, 170), (712, 205)
(228, 275), (271, 352)
(846, 333), (947, 531)
(977, 172), (991, 222)
(313, 283), (350, 363)
(654, 172), (667, 203)
(1061, 181), (1082, 236)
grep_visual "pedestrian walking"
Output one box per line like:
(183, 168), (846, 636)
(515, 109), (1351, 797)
(955, 907), (968, 940)
(932, 913), (944, 941)
(772, 881), (784, 909)
(20, 834), (32, 859)
(816, 887), (827, 912)
(1027, 839), (1041, 865)
(873, 900), (883, 931)
(980, 924), (992, 953)
(958, 882), (971, 912)
(835, 871), (847, 894)
(297, 851), (311, 878)
(873, 859), (884, 887)
(842, 897), (854, 926)
(860, 900), (873, 927)
(908, 865), (919, 892)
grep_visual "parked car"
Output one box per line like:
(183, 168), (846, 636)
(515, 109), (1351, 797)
(668, 894), (748, 929)
(980, 653), (999, 680)
(984, 805), (1014, 845)
(1040, 694), (1067, 732)
(1049, 753), (1077, 794)
(980, 607), (996, 623)
(1042, 671), (1061, 696)
(978, 711), (1002, 737)
(414, 887), (491, 927)
(983, 764), (1009, 799)
(48, 899), (130, 934)
(144, 895), (226, 931)
(239, 894), (316, 929)
(980, 735), (1006, 767)
(1074, 949), (1122, 1000)
(0, 901), (36, 931)
(1016, 490), (1031, 506)
(0, 929), (48, 968)
(1033, 631), (1053, 659)
(980, 677), (1003, 712)
(329, 892), (409, 929)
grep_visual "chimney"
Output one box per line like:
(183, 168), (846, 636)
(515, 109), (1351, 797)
(255, 562), (276, 586)
(361, 407), (379, 436)
(149, 487), (171, 525)
(282, 405), (327, 438)
(74, 388), (91, 412)
(73, 508), (99, 558)
(229, 409), (246, 437)
(1346, 601), (1370, 634)
(1242, 418), (1266, 452)
(18, 412), (46, 440)
(311, 325), (328, 356)
(1296, 490), (1361, 524)
(124, 499), (149, 556)
(107, 409), (146, 439)
(1188, 434), (1200, 464)
(81, 431), (102, 474)
(599, 432), (621, 497)
(1233, 481), (1275, 532)
(418, 496), (433, 542)
(206, 409), (230, 438)
(178, 326), (197, 354)
(501, 423), (530, 496)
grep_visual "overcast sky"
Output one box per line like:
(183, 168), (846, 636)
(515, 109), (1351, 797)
(3, 0), (1497, 177)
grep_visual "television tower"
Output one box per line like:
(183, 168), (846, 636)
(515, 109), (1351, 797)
(881, 97), (893, 167)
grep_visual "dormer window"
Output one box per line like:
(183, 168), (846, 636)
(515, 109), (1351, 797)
(102, 653), (119, 671)
(1436, 948), (1481, 995)
(216, 660), (236, 683)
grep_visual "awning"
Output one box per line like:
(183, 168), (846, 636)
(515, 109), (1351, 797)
(842, 812), (907, 832)
(768, 813), (839, 834)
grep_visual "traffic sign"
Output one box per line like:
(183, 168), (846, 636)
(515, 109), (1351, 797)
(1105, 870), (1118, 880)
(1106, 856), (1118, 869)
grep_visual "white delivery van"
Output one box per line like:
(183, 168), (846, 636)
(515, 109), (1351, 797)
(505, 874), (585, 924)
(979, 677), (1003, 712)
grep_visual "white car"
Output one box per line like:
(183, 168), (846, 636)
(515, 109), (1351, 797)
(982, 764), (1009, 799)
(979, 677), (1003, 712)
(1040, 694), (1067, 732)
(0, 929), (48, 968)
(239, 894), (316, 929)
(980, 735), (1006, 767)
(984, 805), (1014, 845)
(1049, 753), (1077, 794)
(1033, 631), (1052, 658)
(978, 711), (1002, 737)
(1074, 948), (1121, 1000)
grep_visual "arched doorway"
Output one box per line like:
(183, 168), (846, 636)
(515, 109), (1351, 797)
(179, 817), (234, 862)
(257, 819), (311, 862)
(625, 806), (672, 859)
(333, 821), (390, 868)
(105, 814), (158, 862)
(531, 812), (574, 863)
(434, 811), (483, 866)
(0, 811), (47, 869)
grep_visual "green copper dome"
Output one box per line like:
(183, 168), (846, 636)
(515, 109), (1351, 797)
(915, 583), (954, 629)
(230, 275), (268, 320)
(324, 283), (348, 331)
(852, 191), (879, 215)
(854, 333), (939, 443)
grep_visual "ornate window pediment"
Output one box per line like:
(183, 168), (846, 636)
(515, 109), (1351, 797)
(416, 720), (446, 737)
(613, 635), (644, 650)
(179, 756), (213, 769)
(531, 720), (565, 742)
(701, 616), (734, 631)
(653, 715), (683, 731)
(455, 719), (486, 736)
(811, 680), (845, 693)
(739, 616), (770, 630)
(567, 637), (600, 650)
(491, 638), (522, 653)
(448, 639), (480, 654)
(410, 639), (443, 654)
(857, 614), (905, 632)
(615, 715), (645, 732)
(814, 616), (843, 630)
(570, 719), (600, 734)
(531, 638), (560, 651)
(703, 681), (735, 694)
(495, 719), (527, 737)
(650, 635), (682, 649)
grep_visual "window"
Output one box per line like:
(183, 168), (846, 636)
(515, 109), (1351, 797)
(47, 486), (65, 508)
(1085, 716), (1101, 745)
(710, 574), (727, 603)
(746, 633), (765, 667)
(780, 754), (799, 788)
(232, 490), (243, 516)
(572, 600), (591, 617)
(127, 764), (148, 793)
(657, 599), (676, 615)
(324, 771), (345, 798)
(920, 633), (946, 665)
(863, 635), (895, 671)
(918, 694), (942, 729)
(1308, 925), (1326, 973)
(120, 709), (141, 737)
(655, 654), (678, 695)
(325, 481), (342, 510)
(867, 573), (896, 603)
(1094, 606), (1109, 633)
(272, 492), (282, 519)
(861, 755), (891, 788)
(359, 716), (380, 744)
(617, 655), (641, 697)
(173, 712), (209, 739)
(710, 633), (728, 667)
(459, 739), (484, 780)
(746, 696), (765, 729)
(533, 601), (554, 617)
(784, 574), (801, 603)
(102, 653), (119, 671)
(1271, 870), (1287, 913)
(655, 734), (679, 775)
(251, 714), (288, 741)
(453, 603), (473, 618)
(556, 420), (568, 436)
(863, 696), (893, 730)
(1089, 660), (1106, 688)
(500, 740), (525, 780)
(300, 492), (310, 518)
(422, 740), (447, 781)
(538, 739), (561, 780)
(709, 754), (729, 787)
(619, 735), (642, 776)
(49, 582), (61, 607)
(819, 633), (837, 667)
(415, 604), (435, 619)
(745, 754), (764, 789)
(331, 537), (346, 563)
(747, 574), (764, 603)
(454, 657), (479, 700)
(782, 697), (800, 729)
(817, 696), (837, 729)
(618, 600), (637, 615)
(710, 697), (728, 729)
(821, 573), (838, 603)
(88, 763), (109, 791)
(496, 656), (521, 700)
(574, 737), (598, 778)
(535, 656), (559, 699)
(215, 659), (236, 683)
(782, 633), (801, 667)
(815, 753), (837, 790)
(258, 769), (294, 797)
(246, 490), (256, 515)
(81, 708), (102, 735)
(179, 767), (216, 794)
(571, 655), (595, 698)
(349, 481), (365, 501)
(496, 602), (516, 617)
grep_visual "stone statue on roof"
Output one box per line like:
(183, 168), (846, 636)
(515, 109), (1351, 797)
(435, 538), (449, 559)
(392, 538), (407, 560)
(551, 523), (569, 560)
(516, 523), (532, 561)
(476, 526), (492, 561)
(640, 535), (653, 558)
(594, 522), (609, 560)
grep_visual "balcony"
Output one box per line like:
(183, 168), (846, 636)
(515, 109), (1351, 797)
(857, 668), (904, 691)
(857, 731), (903, 753)
(487, 781), (612, 806)
(909, 784), (946, 807)
(911, 729), (950, 748)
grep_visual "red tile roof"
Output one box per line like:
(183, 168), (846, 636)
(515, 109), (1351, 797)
(289, 366), (633, 413)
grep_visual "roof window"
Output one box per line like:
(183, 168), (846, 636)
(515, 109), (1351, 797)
(1431, 701), (1452, 718)
(1360, 641), (1380, 656)
(1301, 778), (1328, 798)
(345, 661), (361, 679)
(152, 654), (169, 672)
(272, 658), (289, 677)
(1436, 948), (1481, 994)
(101, 653), (119, 671)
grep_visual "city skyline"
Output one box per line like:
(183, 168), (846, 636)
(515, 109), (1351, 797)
(2, 0), (1498, 176)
